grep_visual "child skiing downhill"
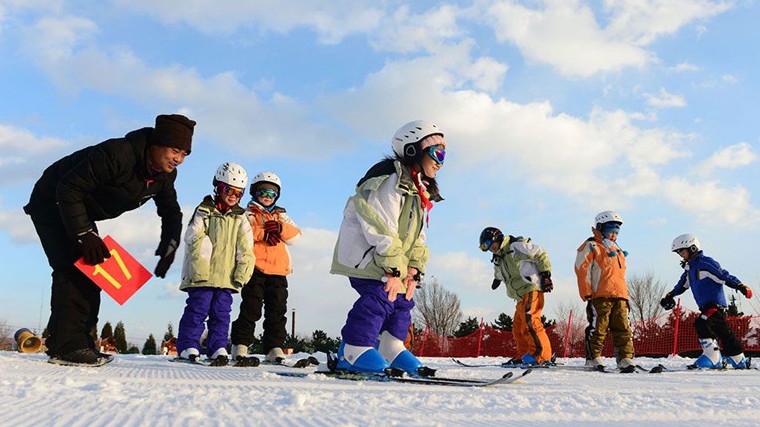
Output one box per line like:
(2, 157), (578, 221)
(479, 227), (554, 366)
(574, 211), (636, 372)
(176, 162), (255, 366)
(660, 234), (753, 369)
(330, 120), (446, 375)
(230, 171), (302, 365)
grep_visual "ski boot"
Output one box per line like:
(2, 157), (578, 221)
(265, 347), (286, 363)
(335, 341), (390, 374)
(691, 339), (724, 369)
(725, 353), (749, 369)
(502, 356), (523, 367)
(520, 354), (541, 367)
(617, 358), (636, 373)
(377, 331), (436, 377)
(231, 344), (260, 367)
(208, 348), (229, 367)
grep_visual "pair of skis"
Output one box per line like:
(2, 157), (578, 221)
(451, 358), (648, 373)
(270, 352), (532, 387)
(170, 355), (319, 368)
(273, 366), (532, 387)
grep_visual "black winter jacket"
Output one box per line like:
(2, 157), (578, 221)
(24, 127), (182, 244)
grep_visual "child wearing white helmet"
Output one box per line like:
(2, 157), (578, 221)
(574, 210), (636, 372)
(230, 171), (302, 365)
(660, 234), (753, 369)
(175, 162), (255, 366)
(330, 120), (446, 375)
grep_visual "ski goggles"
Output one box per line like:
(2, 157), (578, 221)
(427, 146), (445, 165)
(254, 188), (278, 199)
(480, 240), (492, 251)
(216, 183), (244, 199)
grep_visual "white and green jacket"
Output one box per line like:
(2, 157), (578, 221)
(330, 160), (436, 286)
(180, 196), (255, 292)
(493, 236), (552, 301)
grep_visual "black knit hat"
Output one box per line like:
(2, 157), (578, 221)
(153, 114), (196, 154)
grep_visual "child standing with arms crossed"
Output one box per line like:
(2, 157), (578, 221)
(176, 162), (254, 366)
(230, 172), (302, 364)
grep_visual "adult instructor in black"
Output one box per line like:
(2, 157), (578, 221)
(23, 114), (196, 366)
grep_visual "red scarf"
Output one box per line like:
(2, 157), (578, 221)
(411, 169), (433, 226)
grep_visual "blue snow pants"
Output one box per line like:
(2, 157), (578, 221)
(176, 287), (233, 357)
(340, 277), (415, 347)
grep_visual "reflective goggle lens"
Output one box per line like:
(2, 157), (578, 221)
(427, 146), (445, 164)
(255, 188), (278, 199)
(480, 240), (492, 251)
(217, 183), (244, 198)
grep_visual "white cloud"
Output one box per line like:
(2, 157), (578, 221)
(20, 16), (346, 160)
(661, 178), (760, 224)
(0, 124), (69, 185)
(670, 62), (699, 72)
(643, 88), (686, 109)
(722, 73), (738, 84)
(370, 4), (463, 54)
(697, 142), (757, 176)
(484, 0), (731, 77)
(113, 0), (384, 44)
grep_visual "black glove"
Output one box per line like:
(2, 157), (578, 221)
(660, 293), (676, 310)
(491, 279), (502, 290)
(77, 231), (111, 265)
(539, 271), (553, 293)
(154, 238), (178, 278)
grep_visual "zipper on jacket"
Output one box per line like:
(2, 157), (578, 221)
(355, 246), (374, 269)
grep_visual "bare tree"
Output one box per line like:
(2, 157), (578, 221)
(551, 300), (585, 351)
(627, 271), (668, 325)
(412, 277), (462, 337)
(0, 320), (13, 351)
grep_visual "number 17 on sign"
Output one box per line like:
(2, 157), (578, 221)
(74, 235), (153, 305)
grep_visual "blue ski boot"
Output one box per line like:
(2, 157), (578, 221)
(520, 354), (540, 367)
(336, 341), (389, 373)
(693, 339), (723, 369)
(378, 331), (435, 376)
(726, 353), (749, 369)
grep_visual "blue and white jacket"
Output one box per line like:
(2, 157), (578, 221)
(669, 252), (743, 309)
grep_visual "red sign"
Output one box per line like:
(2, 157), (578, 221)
(74, 235), (153, 305)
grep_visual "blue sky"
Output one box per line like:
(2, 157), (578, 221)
(1, 1), (759, 346)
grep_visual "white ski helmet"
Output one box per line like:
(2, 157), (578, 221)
(250, 171), (281, 191)
(391, 120), (443, 160)
(213, 162), (248, 190)
(672, 234), (701, 253)
(594, 210), (623, 229)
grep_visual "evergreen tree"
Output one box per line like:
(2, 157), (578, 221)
(163, 323), (175, 342)
(309, 330), (340, 354)
(453, 317), (480, 338)
(282, 334), (308, 353)
(541, 315), (556, 328)
(101, 321), (113, 339)
(491, 313), (513, 331)
(127, 346), (140, 354)
(726, 294), (744, 317)
(142, 334), (157, 355)
(114, 321), (128, 354)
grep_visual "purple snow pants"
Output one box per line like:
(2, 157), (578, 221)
(176, 287), (233, 357)
(340, 277), (415, 347)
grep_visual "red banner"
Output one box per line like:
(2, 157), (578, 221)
(74, 235), (153, 305)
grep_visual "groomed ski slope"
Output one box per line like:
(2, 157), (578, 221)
(2, 352), (760, 427)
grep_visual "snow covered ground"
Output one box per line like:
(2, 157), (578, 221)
(2, 351), (760, 427)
